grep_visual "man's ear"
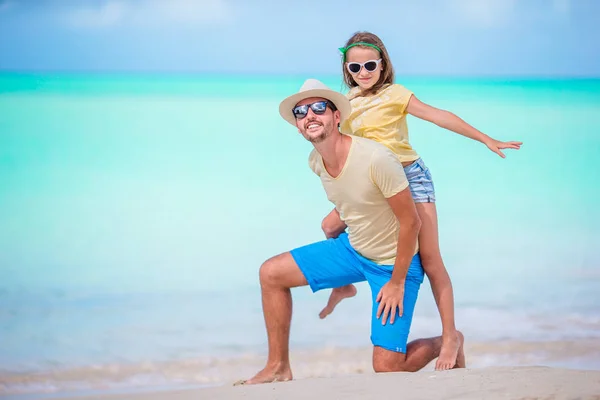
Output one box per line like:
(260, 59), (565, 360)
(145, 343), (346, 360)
(335, 110), (342, 128)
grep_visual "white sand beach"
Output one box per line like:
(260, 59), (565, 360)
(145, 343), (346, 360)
(3, 339), (600, 398)
(52, 366), (600, 400)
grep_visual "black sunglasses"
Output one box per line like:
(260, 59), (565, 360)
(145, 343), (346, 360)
(292, 101), (337, 120)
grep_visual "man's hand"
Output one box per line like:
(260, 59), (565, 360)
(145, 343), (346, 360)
(321, 208), (347, 239)
(484, 138), (523, 158)
(376, 280), (405, 325)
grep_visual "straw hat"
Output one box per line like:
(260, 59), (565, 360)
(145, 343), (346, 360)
(279, 79), (351, 126)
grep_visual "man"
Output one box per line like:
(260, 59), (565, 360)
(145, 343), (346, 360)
(241, 79), (464, 385)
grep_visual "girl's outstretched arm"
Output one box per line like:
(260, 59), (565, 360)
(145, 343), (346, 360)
(406, 95), (523, 158)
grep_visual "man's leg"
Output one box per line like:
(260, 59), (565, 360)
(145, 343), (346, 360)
(364, 252), (456, 373)
(243, 234), (365, 385)
(372, 332), (465, 372)
(243, 252), (308, 385)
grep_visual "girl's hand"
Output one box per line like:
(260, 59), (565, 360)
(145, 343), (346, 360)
(484, 138), (523, 158)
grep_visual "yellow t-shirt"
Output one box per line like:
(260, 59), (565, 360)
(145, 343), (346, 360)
(309, 135), (417, 265)
(341, 84), (419, 163)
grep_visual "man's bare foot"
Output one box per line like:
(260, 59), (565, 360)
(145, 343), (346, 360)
(234, 365), (293, 386)
(318, 284), (357, 319)
(435, 330), (464, 370)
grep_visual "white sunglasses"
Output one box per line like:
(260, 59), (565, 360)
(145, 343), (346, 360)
(346, 59), (382, 74)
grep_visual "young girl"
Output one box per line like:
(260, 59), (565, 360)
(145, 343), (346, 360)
(318, 31), (522, 370)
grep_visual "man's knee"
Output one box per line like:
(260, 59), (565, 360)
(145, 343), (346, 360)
(372, 347), (411, 373)
(259, 252), (307, 289)
(259, 255), (283, 286)
(373, 357), (411, 373)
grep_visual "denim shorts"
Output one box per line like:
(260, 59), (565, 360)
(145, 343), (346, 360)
(290, 233), (424, 353)
(404, 158), (436, 203)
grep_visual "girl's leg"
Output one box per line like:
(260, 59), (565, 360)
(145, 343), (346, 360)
(415, 201), (465, 370)
(318, 284), (357, 319)
(319, 209), (357, 319)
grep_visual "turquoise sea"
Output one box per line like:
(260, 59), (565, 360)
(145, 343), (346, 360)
(1, 73), (599, 396)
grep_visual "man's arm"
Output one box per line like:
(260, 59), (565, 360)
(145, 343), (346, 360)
(387, 188), (421, 284)
(375, 187), (421, 325)
(370, 147), (421, 325)
(321, 208), (347, 239)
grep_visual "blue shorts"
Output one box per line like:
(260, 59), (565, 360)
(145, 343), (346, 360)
(404, 158), (436, 203)
(290, 233), (424, 353)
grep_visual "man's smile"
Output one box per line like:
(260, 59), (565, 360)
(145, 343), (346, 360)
(305, 121), (323, 131)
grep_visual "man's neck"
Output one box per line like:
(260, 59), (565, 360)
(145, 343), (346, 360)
(313, 132), (352, 178)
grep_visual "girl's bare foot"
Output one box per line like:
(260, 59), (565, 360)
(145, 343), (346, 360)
(318, 284), (357, 319)
(436, 330), (464, 370)
(453, 331), (466, 369)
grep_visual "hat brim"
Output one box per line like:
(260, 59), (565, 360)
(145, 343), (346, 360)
(279, 88), (351, 127)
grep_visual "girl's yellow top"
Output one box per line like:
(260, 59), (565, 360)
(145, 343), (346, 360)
(341, 83), (420, 163)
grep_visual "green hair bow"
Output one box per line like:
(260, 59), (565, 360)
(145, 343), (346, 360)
(338, 42), (382, 61)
